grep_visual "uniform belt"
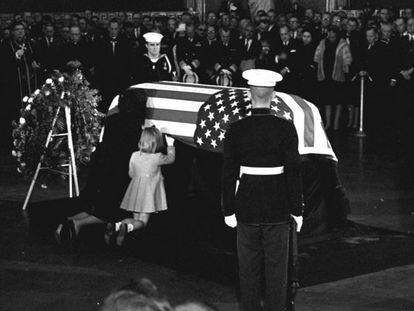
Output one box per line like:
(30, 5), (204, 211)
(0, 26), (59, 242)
(240, 166), (284, 176)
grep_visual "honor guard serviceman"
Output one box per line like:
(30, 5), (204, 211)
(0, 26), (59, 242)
(133, 32), (174, 84)
(222, 69), (304, 311)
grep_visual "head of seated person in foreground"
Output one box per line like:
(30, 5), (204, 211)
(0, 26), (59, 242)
(102, 278), (173, 311)
(174, 301), (218, 311)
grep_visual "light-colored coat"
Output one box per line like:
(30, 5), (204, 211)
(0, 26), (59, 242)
(314, 38), (352, 82)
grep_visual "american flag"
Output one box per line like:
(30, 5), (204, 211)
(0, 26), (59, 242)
(108, 81), (337, 161)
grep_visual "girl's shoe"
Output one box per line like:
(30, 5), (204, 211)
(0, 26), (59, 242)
(104, 223), (115, 246)
(116, 223), (127, 246)
(54, 223), (64, 245)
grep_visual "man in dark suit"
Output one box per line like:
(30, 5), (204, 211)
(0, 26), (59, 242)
(361, 27), (393, 130)
(62, 25), (93, 78)
(239, 23), (261, 73)
(95, 19), (134, 112)
(222, 69), (304, 311)
(34, 23), (62, 81)
(274, 25), (301, 93)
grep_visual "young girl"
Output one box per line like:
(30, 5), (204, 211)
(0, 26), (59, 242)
(109, 126), (175, 246)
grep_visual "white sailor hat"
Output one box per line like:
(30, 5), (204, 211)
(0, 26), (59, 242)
(143, 32), (163, 43)
(242, 69), (283, 87)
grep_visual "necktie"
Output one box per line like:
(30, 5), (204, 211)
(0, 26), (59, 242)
(110, 39), (117, 54)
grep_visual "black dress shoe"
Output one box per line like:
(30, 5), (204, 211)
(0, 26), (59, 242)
(104, 223), (115, 246)
(116, 223), (127, 246)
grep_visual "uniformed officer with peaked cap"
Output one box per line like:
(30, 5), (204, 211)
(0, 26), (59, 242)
(222, 69), (304, 311)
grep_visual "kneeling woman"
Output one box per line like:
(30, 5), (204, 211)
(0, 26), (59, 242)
(55, 88), (147, 244)
(108, 126), (175, 246)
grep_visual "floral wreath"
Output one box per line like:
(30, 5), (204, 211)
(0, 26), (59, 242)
(11, 70), (104, 179)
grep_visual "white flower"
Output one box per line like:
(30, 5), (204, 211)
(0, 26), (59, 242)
(91, 146), (96, 152)
(20, 162), (26, 167)
(17, 167), (22, 173)
(41, 183), (48, 189)
(34, 89), (40, 95)
(22, 96), (29, 102)
(46, 78), (53, 84)
(28, 97), (34, 103)
(16, 151), (22, 157)
(11, 150), (17, 157)
(58, 76), (64, 82)
(25, 104), (31, 111)
(19, 117), (26, 125)
(45, 90), (51, 96)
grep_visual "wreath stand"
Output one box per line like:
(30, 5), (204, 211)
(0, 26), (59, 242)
(22, 104), (79, 210)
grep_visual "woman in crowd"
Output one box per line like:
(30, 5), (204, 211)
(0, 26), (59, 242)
(55, 88), (147, 245)
(298, 28), (318, 103)
(314, 26), (352, 130)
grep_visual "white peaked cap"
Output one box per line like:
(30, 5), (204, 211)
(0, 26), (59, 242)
(242, 69), (283, 87)
(143, 32), (163, 43)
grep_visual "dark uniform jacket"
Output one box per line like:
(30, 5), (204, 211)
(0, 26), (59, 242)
(133, 54), (173, 83)
(222, 108), (304, 224)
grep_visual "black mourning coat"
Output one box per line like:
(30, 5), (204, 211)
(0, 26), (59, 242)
(222, 108), (304, 224)
(82, 111), (142, 222)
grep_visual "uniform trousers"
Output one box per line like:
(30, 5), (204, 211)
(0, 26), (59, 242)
(237, 221), (290, 311)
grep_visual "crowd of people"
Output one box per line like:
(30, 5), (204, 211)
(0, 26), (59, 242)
(0, 3), (414, 144)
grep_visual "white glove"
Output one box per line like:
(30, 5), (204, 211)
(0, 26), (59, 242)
(182, 65), (192, 75)
(224, 214), (237, 228)
(291, 215), (303, 232)
(166, 136), (175, 146)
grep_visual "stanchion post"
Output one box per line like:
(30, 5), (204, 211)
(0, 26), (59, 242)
(354, 72), (367, 137)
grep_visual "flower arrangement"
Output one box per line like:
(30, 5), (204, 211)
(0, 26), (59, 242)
(11, 70), (104, 179)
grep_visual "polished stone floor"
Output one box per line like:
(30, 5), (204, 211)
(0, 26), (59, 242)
(1, 129), (414, 311)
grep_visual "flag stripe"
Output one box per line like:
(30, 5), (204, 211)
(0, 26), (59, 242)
(146, 108), (198, 124)
(290, 94), (315, 147)
(133, 88), (214, 102)
(131, 82), (223, 95)
(144, 119), (196, 137)
(174, 135), (197, 147)
(156, 81), (235, 90)
(147, 97), (203, 112)
(275, 92), (306, 153)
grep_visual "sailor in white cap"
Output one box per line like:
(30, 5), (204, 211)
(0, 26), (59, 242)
(133, 32), (175, 83)
(222, 69), (304, 311)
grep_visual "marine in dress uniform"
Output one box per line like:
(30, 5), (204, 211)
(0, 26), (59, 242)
(133, 32), (174, 84)
(222, 69), (304, 311)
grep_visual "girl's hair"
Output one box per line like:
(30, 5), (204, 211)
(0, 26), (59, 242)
(139, 126), (165, 153)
